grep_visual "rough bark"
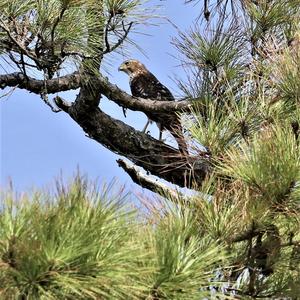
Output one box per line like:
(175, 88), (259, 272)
(117, 159), (188, 200)
(55, 96), (209, 187)
(0, 72), (81, 94)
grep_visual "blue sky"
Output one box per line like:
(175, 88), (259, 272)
(0, 0), (199, 192)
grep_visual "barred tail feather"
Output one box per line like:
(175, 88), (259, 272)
(170, 123), (188, 156)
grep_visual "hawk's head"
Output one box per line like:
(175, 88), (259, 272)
(118, 59), (148, 77)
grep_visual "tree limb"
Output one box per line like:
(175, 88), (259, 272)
(54, 97), (209, 187)
(53, 95), (70, 112)
(0, 72), (195, 113)
(0, 72), (81, 94)
(117, 158), (188, 200)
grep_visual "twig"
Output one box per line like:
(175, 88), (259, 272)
(103, 14), (114, 54)
(20, 53), (28, 79)
(0, 86), (17, 99)
(204, 0), (210, 21)
(110, 21), (133, 53)
(8, 53), (24, 73)
(0, 22), (37, 62)
(103, 21), (133, 55)
(40, 92), (61, 113)
(51, 6), (67, 52)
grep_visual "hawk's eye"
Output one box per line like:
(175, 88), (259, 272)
(125, 61), (129, 65)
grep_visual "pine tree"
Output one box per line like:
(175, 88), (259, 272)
(1, 0), (300, 298)
(175, 0), (300, 297)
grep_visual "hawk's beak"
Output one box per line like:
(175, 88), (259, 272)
(118, 64), (125, 72)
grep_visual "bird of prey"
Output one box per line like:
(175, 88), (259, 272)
(118, 59), (188, 155)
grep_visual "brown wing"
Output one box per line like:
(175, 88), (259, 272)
(130, 72), (176, 126)
(130, 72), (175, 101)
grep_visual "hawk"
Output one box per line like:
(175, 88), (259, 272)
(118, 59), (188, 155)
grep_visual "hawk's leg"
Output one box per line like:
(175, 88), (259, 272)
(142, 118), (151, 133)
(157, 122), (164, 141)
(159, 129), (163, 141)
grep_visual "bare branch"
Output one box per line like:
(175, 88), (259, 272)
(0, 72), (81, 94)
(51, 6), (67, 54)
(204, 0), (210, 21)
(0, 21), (37, 62)
(103, 14), (114, 54)
(103, 21), (133, 55)
(117, 159), (188, 200)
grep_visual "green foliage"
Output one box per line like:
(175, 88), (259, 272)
(0, 178), (141, 299)
(244, 0), (298, 41)
(176, 1), (300, 298)
(189, 97), (261, 157)
(0, 177), (229, 299)
(174, 21), (247, 99)
(220, 123), (300, 207)
(0, 0), (156, 76)
(144, 203), (228, 299)
(272, 41), (300, 103)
